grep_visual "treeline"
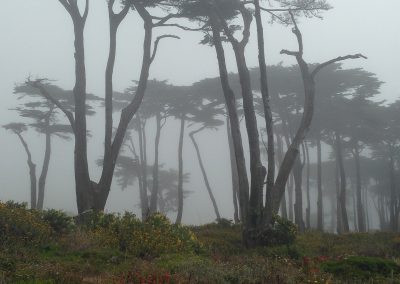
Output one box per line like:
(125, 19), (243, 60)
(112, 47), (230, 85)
(4, 0), (397, 247)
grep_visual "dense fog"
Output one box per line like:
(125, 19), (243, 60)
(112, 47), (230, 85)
(1, 0), (399, 232)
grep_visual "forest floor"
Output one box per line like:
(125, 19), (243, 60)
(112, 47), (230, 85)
(1, 202), (400, 283)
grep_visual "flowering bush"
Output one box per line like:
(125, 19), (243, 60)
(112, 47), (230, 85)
(0, 201), (52, 247)
(86, 212), (201, 257)
(40, 209), (76, 235)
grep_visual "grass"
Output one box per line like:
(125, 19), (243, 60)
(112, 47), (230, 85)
(1, 203), (400, 283)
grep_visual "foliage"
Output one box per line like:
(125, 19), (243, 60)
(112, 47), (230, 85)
(40, 209), (76, 235)
(320, 256), (400, 281)
(259, 214), (298, 246)
(0, 201), (52, 247)
(83, 212), (201, 257)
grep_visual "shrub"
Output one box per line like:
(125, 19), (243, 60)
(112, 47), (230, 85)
(0, 201), (52, 247)
(86, 212), (201, 257)
(259, 215), (297, 246)
(321, 256), (400, 281)
(41, 209), (76, 235)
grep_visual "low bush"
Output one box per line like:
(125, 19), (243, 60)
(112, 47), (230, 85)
(85, 212), (201, 257)
(40, 209), (76, 235)
(0, 201), (52, 247)
(259, 215), (298, 246)
(320, 256), (400, 281)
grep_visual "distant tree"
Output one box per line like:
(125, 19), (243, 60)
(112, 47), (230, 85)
(3, 83), (78, 209)
(189, 100), (225, 220)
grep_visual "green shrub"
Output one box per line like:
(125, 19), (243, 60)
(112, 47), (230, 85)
(321, 256), (400, 281)
(85, 212), (201, 257)
(41, 209), (75, 235)
(0, 201), (52, 247)
(259, 215), (297, 246)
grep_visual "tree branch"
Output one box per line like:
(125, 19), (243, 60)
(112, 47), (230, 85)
(311, 54), (368, 77)
(82, 0), (89, 22)
(150, 35), (180, 64)
(58, 0), (73, 15)
(26, 79), (76, 133)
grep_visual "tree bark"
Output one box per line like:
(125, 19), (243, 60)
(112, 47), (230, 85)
(190, 127), (221, 220)
(175, 114), (185, 224)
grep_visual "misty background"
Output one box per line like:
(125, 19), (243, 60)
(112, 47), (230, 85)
(0, 0), (399, 225)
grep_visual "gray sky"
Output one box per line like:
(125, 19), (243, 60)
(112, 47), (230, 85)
(0, 0), (399, 224)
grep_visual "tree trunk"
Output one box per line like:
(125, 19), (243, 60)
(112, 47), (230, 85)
(305, 141), (311, 230)
(276, 134), (287, 219)
(335, 132), (349, 233)
(336, 156), (343, 234)
(37, 114), (52, 210)
(288, 174), (294, 222)
(210, 17), (250, 226)
(227, 117), (240, 223)
(317, 136), (323, 231)
(232, 44), (265, 237)
(150, 113), (162, 213)
(16, 133), (37, 209)
(175, 114), (185, 224)
(137, 116), (149, 219)
(353, 141), (366, 232)
(96, 4), (154, 211)
(293, 156), (305, 232)
(254, 0), (275, 214)
(69, 10), (93, 215)
(190, 127), (221, 220)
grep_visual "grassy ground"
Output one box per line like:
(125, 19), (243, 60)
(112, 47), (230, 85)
(1, 202), (400, 283)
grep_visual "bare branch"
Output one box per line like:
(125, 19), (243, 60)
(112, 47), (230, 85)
(58, 0), (73, 15)
(289, 11), (303, 55)
(82, 0), (89, 21)
(280, 49), (299, 57)
(311, 54), (368, 77)
(150, 35), (180, 64)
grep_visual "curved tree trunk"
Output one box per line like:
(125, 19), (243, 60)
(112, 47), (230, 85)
(190, 127), (221, 220)
(150, 113), (162, 213)
(175, 114), (185, 224)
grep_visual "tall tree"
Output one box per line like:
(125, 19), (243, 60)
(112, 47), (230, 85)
(31, 0), (179, 214)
